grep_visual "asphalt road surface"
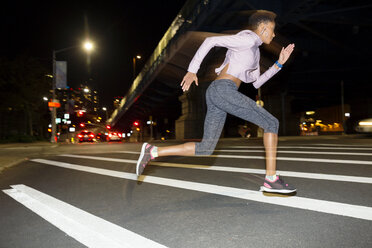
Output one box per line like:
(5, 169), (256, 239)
(1, 136), (372, 248)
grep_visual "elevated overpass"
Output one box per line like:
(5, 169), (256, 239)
(108, 0), (372, 138)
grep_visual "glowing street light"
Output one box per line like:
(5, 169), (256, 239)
(133, 54), (142, 81)
(83, 41), (94, 52)
(102, 107), (108, 120)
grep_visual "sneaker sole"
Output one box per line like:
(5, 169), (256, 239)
(136, 142), (148, 176)
(260, 186), (297, 194)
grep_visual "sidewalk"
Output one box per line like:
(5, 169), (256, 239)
(0, 142), (60, 173)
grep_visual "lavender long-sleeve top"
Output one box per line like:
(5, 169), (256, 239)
(187, 30), (281, 89)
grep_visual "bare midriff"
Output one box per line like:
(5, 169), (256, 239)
(215, 64), (242, 88)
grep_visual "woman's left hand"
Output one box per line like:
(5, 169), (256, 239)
(278, 43), (295, 65)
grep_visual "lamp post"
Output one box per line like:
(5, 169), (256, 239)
(102, 107), (108, 121)
(132, 55), (141, 81)
(50, 41), (94, 143)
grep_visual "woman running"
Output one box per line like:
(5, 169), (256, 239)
(136, 10), (296, 193)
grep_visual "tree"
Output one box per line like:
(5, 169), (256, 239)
(0, 56), (50, 140)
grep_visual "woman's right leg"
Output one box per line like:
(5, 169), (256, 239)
(136, 81), (227, 175)
(158, 94), (227, 157)
(158, 142), (196, 156)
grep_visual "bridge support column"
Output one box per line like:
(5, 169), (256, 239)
(175, 82), (210, 140)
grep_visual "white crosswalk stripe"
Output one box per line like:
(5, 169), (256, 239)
(111, 150), (372, 165)
(58, 154), (372, 184)
(215, 149), (372, 156)
(229, 145), (372, 150)
(3, 184), (167, 248)
(29, 158), (372, 221)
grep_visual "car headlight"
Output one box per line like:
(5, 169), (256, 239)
(359, 121), (372, 126)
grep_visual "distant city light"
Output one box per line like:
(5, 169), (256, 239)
(102, 107), (107, 111)
(83, 88), (90, 93)
(136, 55), (141, 59)
(43, 97), (48, 101)
(345, 113), (350, 117)
(306, 111), (315, 115)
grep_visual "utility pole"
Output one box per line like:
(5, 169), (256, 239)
(341, 80), (345, 134)
(51, 50), (57, 143)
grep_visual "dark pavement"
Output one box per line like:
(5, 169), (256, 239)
(1, 136), (372, 247)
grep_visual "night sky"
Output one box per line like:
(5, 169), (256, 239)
(1, 0), (186, 108)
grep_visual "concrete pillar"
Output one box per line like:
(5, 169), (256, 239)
(175, 82), (210, 140)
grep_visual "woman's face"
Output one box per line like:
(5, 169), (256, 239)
(258, 21), (276, 44)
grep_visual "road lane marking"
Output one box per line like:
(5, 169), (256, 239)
(3, 184), (167, 248)
(30, 159), (372, 221)
(112, 151), (372, 164)
(229, 146), (372, 150)
(215, 150), (372, 156)
(314, 143), (372, 147)
(112, 150), (372, 156)
(212, 154), (372, 165)
(58, 154), (372, 184)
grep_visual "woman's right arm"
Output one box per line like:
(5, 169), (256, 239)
(182, 33), (255, 91)
(187, 34), (255, 74)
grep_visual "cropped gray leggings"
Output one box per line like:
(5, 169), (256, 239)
(195, 79), (279, 155)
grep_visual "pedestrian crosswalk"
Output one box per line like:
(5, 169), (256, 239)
(2, 143), (372, 247)
(28, 158), (372, 221)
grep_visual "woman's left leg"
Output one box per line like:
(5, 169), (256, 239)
(209, 82), (296, 193)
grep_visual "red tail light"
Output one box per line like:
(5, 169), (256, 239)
(78, 134), (83, 138)
(109, 133), (112, 137)
(118, 133), (122, 137)
(89, 134), (94, 138)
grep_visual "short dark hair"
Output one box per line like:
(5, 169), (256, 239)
(248, 10), (277, 30)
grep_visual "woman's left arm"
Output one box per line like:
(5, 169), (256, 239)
(253, 43), (295, 89)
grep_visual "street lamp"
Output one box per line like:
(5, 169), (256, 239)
(50, 40), (94, 143)
(132, 55), (141, 81)
(102, 107), (108, 120)
(83, 41), (94, 51)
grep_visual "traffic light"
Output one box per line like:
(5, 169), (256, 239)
(80, 123), (85, 127)
(106, 125), (111, 130)
(77, 110), (85, 117)
(133, 121), (139, 127)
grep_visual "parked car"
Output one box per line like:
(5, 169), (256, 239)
(106, 131), (122, 141)
(77, 131), (95, 142)
(355, 118), (372, 133)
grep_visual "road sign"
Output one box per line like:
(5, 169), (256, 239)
(48, 100), (61, 108)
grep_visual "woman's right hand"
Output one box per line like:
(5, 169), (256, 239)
(180, 72), (198, 92)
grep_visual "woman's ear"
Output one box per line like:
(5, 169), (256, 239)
(257, 22), (266, 35)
